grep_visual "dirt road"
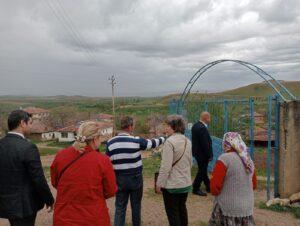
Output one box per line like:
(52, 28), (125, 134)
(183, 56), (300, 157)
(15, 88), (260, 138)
(0, 155), (299, 226)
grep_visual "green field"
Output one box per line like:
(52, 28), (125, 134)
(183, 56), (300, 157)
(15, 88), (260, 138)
(0, 80), (298, 135)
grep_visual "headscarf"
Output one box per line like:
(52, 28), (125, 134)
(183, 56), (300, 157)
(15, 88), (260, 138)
(222, 132), (254, 174)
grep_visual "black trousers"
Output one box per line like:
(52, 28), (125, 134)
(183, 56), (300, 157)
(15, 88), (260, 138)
(162, 189), (188, 226)
(8, 214), (36, 226)
(193, 157), (210, 191)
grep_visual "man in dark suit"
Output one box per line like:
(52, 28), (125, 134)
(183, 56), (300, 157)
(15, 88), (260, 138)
(0, 110), (54, 226)
(192, 111), (213, 196)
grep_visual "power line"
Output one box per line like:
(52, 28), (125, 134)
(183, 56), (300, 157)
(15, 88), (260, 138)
(54, 0), (98, 60)
(44, 0), (96, 64)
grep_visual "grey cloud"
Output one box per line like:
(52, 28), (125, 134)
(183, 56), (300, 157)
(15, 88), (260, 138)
(0, 0), (299, 97)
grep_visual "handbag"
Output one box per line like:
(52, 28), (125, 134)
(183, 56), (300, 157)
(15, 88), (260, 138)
(154, 138), (188, 193)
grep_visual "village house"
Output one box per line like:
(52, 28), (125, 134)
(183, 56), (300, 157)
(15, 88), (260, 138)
(55, 121), (113, 143)
(241, 112), (265, 124)
(91, 113), (114, 122)
(23, 107), (50, 121)
(55, 125), (77, 142)
(28, 120), (55, 141)
(245, 126), (275, 146)
(23, 107), (54, 141)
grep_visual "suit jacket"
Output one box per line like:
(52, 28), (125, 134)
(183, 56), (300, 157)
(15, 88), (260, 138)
(0, 133), (54, 219)
(191, 121), (213, 161)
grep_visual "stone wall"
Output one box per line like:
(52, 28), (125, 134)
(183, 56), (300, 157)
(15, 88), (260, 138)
(279, 101), (300, 198)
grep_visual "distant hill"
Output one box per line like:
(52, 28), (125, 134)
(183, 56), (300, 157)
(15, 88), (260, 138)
(218, 81), (300, 98)
(0, 81), (299, 102)
(161, 80), (300, 102)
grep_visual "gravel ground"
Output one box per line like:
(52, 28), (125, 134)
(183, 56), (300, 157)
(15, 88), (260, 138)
(0, 155), (299, 226)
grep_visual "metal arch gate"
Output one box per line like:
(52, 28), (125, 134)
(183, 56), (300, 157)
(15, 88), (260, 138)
(170, 59), (296, 200)
(170, 94), (281, 200)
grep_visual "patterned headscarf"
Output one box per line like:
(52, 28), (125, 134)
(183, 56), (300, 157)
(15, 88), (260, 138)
(222, 132), (254, 174)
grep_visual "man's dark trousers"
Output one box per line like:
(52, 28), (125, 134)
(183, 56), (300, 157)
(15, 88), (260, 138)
(8, 214), (37, 226)
(114, 173), (143, 226)
(193, 157), (210, 191)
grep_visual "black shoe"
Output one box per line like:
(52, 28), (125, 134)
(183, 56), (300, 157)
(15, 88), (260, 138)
(193, 190), (207, 196)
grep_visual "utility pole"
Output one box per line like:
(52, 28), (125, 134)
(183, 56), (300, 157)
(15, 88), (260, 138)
(109, 75), (116, 135)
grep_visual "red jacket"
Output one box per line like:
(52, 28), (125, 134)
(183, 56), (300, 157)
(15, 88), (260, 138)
(51, 146), (117, 226)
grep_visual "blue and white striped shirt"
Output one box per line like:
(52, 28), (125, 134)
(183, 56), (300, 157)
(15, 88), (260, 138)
(106, 133), (165, 175)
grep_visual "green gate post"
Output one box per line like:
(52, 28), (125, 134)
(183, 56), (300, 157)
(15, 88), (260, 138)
(249, 97), (255, 159)
(274, 95), (280, 198)
(267, 96), (272, 201)
(204, 101), (208, 112)
(223, 100), (228, 134)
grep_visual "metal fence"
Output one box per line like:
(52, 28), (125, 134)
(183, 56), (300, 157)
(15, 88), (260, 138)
(169, 95), (281, 200)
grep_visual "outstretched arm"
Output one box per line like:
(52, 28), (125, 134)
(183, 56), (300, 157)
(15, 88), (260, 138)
(139, 137), (166, 150)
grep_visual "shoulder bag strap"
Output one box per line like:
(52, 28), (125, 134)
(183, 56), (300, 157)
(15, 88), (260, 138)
(57, 151), (91, 184)
(172, 138), (188, 167)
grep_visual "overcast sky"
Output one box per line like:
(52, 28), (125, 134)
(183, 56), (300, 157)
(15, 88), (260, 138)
(0, 0), (299, 97)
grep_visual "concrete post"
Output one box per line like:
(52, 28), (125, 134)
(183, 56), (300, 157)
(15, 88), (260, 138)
(279, 101), (300, 198)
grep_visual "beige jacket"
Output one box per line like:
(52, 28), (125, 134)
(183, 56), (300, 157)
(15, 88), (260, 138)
(157, 133), (193, 189)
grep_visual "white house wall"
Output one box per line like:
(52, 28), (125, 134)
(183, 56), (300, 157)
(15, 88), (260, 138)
(57, 132), (76, 142)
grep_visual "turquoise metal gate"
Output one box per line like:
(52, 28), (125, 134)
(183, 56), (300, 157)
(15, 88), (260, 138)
(169, 95), (281, 200)
(170, 59), (297, 200)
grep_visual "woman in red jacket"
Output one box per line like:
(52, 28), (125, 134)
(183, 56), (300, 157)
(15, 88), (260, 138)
(51, 121), (117, 226)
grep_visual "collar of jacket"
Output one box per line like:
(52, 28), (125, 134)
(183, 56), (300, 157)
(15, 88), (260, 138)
(7, 132), (25, 139)
(118, 132), (131, 136)
(199, 120), (208, 128)
(84, 145), (97, 153)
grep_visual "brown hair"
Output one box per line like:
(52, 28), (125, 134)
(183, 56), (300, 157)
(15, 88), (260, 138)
(73, 121), (102, 151)
(166, 115), (186, 134)
(120, 116), (134, 130)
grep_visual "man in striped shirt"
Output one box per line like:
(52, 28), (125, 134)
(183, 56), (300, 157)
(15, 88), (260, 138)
(106, 116), (165, 226)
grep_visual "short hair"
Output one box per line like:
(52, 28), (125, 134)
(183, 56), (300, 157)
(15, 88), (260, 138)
(166, 115), (186, 134)
(120, 116), (134, 130)
(8, 110), (32, 131)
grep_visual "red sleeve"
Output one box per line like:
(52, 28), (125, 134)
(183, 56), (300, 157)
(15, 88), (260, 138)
(210, 160), (227, 196)
(252, 170), (257, 190)
(102, 156), (118, 199)
(50, 158), (58, 189)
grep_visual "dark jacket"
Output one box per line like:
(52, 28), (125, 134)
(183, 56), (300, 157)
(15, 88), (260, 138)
(191, 121), (213, 161)
(0, 133), (54, 219)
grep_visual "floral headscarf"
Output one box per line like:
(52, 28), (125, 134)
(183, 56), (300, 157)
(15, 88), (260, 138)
(222, 132), (254, 174)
